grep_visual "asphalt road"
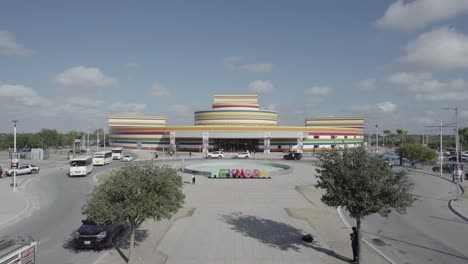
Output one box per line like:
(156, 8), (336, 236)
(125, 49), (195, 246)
(343, 170), (468, 264)
(0, 161), (123, 264)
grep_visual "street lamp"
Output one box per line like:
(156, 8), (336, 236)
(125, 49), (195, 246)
(375, 124), (379, 154)
(12, 120), (19, 192)
(443, 107), (459, 163)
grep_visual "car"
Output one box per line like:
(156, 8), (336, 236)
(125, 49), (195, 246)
(206, 151), (224, 159)
(432, 164), (453, 173)
(122, 154), (133, 162)
(283, 152), (302, 160)
(448, 155), (464, 162)
(233, 152), (251, 159)
(75, 219), (124, 249)
(5, 164), (40, 176)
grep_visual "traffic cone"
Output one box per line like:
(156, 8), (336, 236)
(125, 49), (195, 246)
(1, 171), (5, 179)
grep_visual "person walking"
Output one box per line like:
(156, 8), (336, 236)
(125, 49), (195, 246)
(192, 174), (196, 184)
(350, 227), (358, 263)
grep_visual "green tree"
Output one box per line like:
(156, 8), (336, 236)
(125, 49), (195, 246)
(383, 130), (391, 147)
(396, 128), (408, 165)
(314, 148), (414, 263)
(82, 163), (185, 263)
(397, 144), (437, 167)
(459, 127), (468, 151)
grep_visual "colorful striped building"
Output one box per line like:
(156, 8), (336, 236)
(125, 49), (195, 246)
(109, 95), (364, 152)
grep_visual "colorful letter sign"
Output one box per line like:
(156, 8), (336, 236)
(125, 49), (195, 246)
(210, 168), (270, 179)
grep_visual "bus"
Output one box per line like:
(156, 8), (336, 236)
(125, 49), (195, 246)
(93, 151), (113, 166)
(69, 156), (93, 176)
(0, 236), (37, 264)
(112, 147), (124, 160)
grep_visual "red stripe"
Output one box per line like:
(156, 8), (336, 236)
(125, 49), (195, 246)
(308, 132), (363, 136)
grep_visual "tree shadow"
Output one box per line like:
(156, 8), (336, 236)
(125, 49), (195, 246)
(430, 215), (468, 225)
(219, 212), (351, 262)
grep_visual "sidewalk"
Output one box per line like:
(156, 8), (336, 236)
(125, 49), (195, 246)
(0, 178), (31, 229)
(289, 185), (391, 264)
(452, 181), (468, 221)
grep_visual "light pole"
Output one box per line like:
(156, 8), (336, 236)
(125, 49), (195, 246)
(443, 107), (459, 163)
(12, 120), (19, 192)
(375, 124), (379, 154)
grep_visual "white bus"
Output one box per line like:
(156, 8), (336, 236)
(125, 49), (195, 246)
(93, 151), (113, 166)
(69, 156), (93, 176)
(112, 147), (124, 160)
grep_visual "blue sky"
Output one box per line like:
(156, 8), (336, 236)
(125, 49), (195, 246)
(1, 0), (468, 135)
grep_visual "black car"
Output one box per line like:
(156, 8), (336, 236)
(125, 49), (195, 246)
(283, 152), (302, 160)
(432, 164), (453, 173)
(75, 219), (124, 249)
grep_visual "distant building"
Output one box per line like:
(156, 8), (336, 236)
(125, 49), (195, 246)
(109, 94), (364, 152)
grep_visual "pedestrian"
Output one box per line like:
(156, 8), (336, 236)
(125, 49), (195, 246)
(350, 227), (358, 263)
(189, 151), (192, 157)
(0, 166), (3, 179)
(192, 174), (196, 184)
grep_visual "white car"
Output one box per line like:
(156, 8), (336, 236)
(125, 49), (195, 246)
(233, 152), (251, 159)
(5, 164), (40, 176)
(206, 151), (224, 159)
(122, 154), (133, 162)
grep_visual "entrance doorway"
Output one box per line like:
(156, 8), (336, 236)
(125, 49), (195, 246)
(214, 138), (259, 152)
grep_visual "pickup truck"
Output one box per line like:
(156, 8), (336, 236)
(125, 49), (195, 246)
(5, 164), (40, 176)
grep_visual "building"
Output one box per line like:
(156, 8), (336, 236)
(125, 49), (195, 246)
(109, 94), (364, 152)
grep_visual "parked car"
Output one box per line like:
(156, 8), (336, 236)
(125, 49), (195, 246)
(75, 219), (124, 249)
(283, 152), (302, 160)
(233, 152), (251, 159)
(432, 164), (453, 173)
(206, 151), (224, 159)
(122, 154), (133, 162)
(5, 164), (40, 176)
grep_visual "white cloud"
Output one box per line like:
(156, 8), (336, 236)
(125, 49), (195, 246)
(224, 56), (274, 73)
(124, 62), (141, 68)
(407, 78), (468, 101)
(350, 101), (397, 113)
(355, 79), (376, 91)
(387, 72), (432, 85)
(387, 71), (468, 101)
(376, 101), (397, 113)
(397, 27), (468, 71)
(304, 86), (333, 96)
(54, 66), (118, 91)
(243, 63), (274, 73)
(248, 80), (275, 94)
(151, 83), (171, 97)
(109, 102), (147, 115)
(0, 84), (45, 107)
(376, 0), (468, 32)
(0, 31), (31, 55)
(223, 56), (243, 69)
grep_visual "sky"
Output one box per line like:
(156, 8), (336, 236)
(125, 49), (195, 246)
(1, 0), (468, 135)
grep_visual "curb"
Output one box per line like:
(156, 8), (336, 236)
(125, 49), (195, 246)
(448, 183), (468, 221)
(337, 207), (395, 264)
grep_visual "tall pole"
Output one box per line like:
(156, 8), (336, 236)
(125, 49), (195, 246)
(87, 128), (90, 154)
(96, 129), (99, 151)
(375, 124), (379, 154)
(456, 107), (459, 164)
(12, 120), (18, 192)
(103, 128), (106, 148)
(440, 120), (443, 178)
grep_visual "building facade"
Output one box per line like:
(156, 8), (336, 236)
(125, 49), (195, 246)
(109, 95), (364, 152)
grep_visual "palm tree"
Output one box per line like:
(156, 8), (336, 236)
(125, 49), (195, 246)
(396, 128), (408, 165)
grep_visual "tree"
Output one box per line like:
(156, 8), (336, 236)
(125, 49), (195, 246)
(314, 148), (415, 263)
(383, 130), (391, 147)
(82, 163), (185, 263)
(397, 144), (437, 167)
(396, 129), (408, 165)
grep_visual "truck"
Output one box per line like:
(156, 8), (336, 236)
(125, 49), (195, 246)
(0, 236), (37, 264)
(5, 165), (40, 176)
